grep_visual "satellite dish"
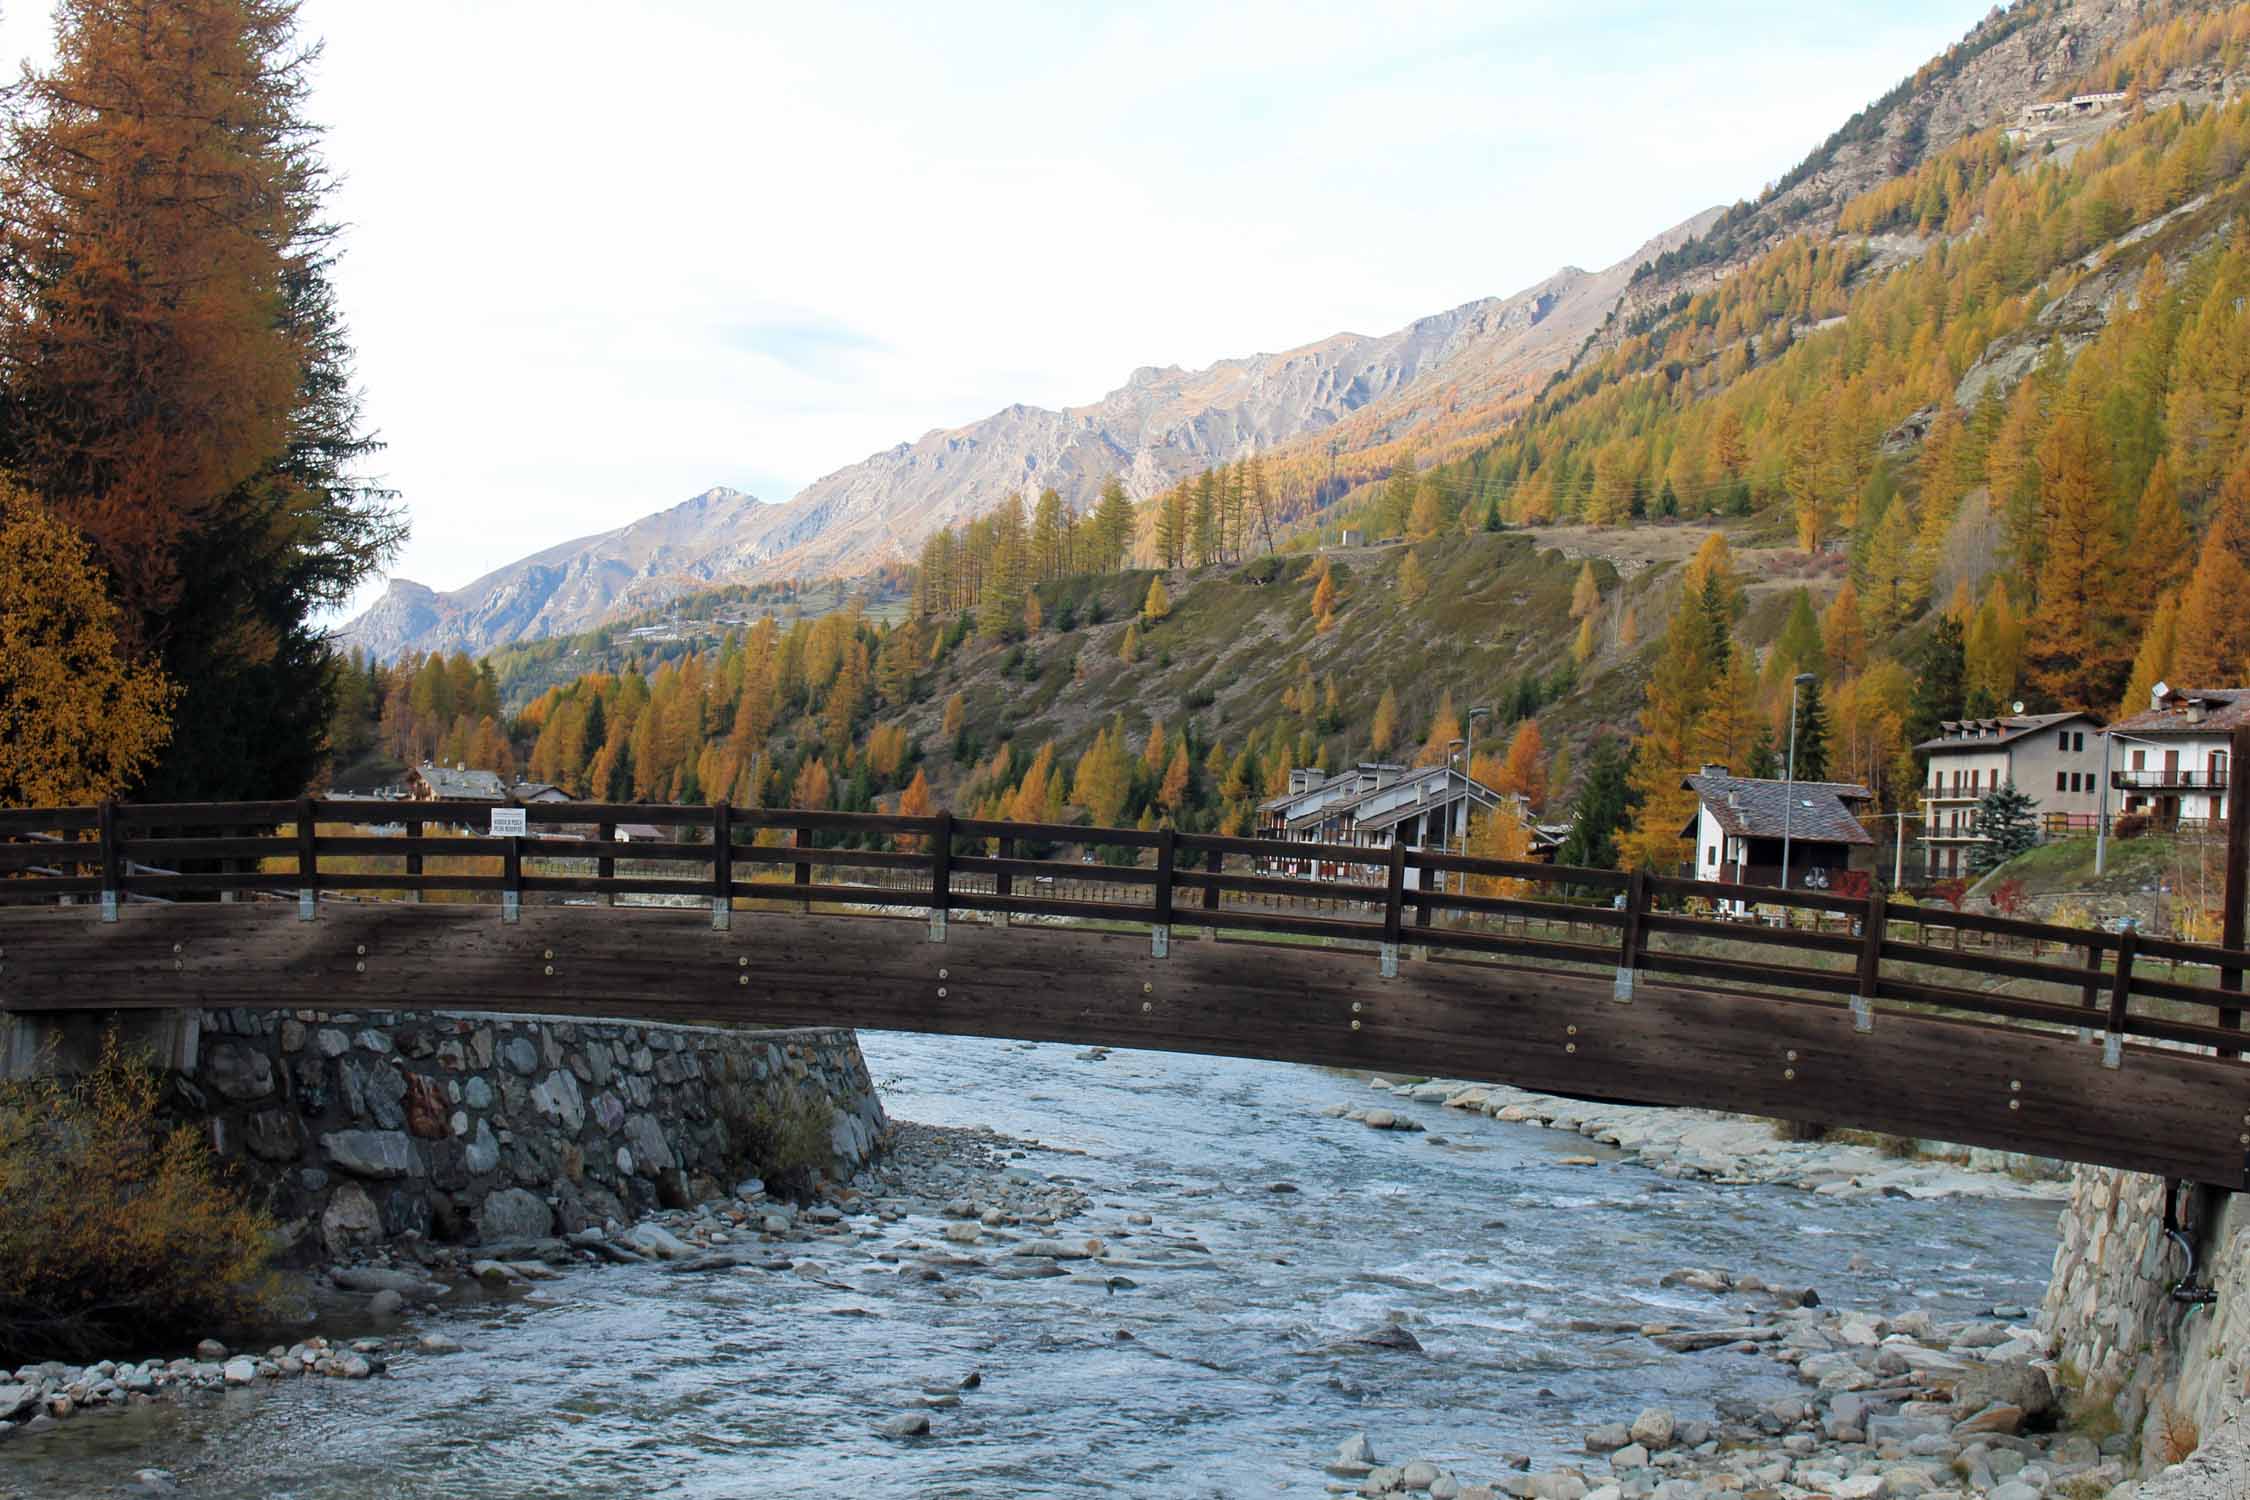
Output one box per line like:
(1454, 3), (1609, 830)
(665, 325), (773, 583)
(2011, 701), (2025, 714)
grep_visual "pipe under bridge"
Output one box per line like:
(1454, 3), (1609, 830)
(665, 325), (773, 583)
(1, 798), (2245, 1189)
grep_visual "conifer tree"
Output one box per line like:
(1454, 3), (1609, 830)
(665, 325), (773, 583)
(1416, 692), (1464, 769)
(1384, 448), (1419, 536)
(1821, 583), (1866, 675)
(1572, 615), (1598, 666)
(1968, 780), (2039, 873)
(1141, 577), (1170, 624)
(2025, 409), (2129, 708)
(1092, 477), (1135, 571)
(1790, 677), (1832, 782)
(1311, 569), (1338, 631)
(2173, 465), (2250, 683)
(2119, 592), (2179, 719)
(1370, 686), (1400, 756)
(1497, 719), (1547, 810)
(1399, 550), (1430, 605)
(1570, 561), (1601, 620)
(1407, 483), (1442, 541)
(1905, 615), (1967, 748)
(1558, 735), (1633, 873)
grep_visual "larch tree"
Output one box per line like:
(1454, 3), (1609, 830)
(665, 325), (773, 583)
(1311, 568), (1338, 631)
(1497, 719), (1547, 810)
(1399, 550), (1430, 605)
(1140, 577), (1170, 624)
(1569, 561), (1601, 620)
(2024, 408), (2130, 709)
(1091, 477), (1135, 572)
(1416, 691), (1463, 768)
(0, 0), (402, 799)
(1370, 686), (1400, 755)
(2119, 591), (2179, 719)
(0, 489), (175, 806)
(2171, 504), (2250, 684)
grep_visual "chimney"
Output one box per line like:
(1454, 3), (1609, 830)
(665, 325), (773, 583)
(1700, 763), (1729, 776)
(2153, 680), (2171, 711)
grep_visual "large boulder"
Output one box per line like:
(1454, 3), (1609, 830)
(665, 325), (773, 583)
(474, 1187), (553, 1243)
(320, 1182), (382, 1255)
(1946, 1360), (2055, 1425)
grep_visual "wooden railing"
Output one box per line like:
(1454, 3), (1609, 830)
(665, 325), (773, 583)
(3, 797), (2248, 1063)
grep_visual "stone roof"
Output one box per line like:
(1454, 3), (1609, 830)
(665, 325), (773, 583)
(2107, 686), (2250, 738)
(1680, 772), (1874, 845)
(1915, 711), (2099, 753)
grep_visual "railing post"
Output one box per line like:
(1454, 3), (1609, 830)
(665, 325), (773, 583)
(1614, 868), (1647, 1003)
(1152, 826), (1175, 957)
(928, 811), (951, 941)
(500, 819), (521, 924)
(2102, 925), (2136, 1070)
(1203, 845), (1222, 940)
(1381, 840), (1406, 977)
(795, 823), (815, 916)
(405, 817), (424, 904)
(296, 796), (318, 921)
(993, 833), (1012, 929)
(1853, 885), (1884, 1032)
(596, 819), (614, 909)
(97, 799), (121, 921)
(2219, 722), (2248, 1059)
(711, 801), (732, 931)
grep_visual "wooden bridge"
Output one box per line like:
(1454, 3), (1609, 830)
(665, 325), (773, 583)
(2, 797), (2246, 1189)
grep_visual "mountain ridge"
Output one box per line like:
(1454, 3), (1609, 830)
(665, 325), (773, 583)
(342, 214), (1716, 661)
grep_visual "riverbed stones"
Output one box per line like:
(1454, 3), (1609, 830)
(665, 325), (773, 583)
(204, 1042), (274, 1101)
(1629, 1408), (1675, 1449)
(1586, 1423), (1633, 1453)
(878, 1411), (930, 1438)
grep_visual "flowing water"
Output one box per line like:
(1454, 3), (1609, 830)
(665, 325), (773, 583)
(4, 1033), (2060, 1499)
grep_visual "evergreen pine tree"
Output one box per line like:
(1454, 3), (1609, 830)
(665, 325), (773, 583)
(1968, 780), (2039, 873)
(1790, 677), (1832, 782)
(1904, 615), (1967, 748)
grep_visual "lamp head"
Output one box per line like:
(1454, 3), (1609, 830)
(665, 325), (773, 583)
(1794, 672), (1817, 688)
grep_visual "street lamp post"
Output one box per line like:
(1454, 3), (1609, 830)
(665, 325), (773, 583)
(1782, 672), (1815, 893)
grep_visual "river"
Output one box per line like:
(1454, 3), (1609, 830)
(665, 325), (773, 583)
(3, 1032), (2060, 1499)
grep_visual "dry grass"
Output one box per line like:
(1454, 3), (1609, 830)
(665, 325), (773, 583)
(2149, 1394), (2200, 1467)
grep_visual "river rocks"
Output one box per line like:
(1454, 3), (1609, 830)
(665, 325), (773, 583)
(878, 1411), (930, 1438)
(623, 1223), (692, 1259)
(221, 1358), (257, 1386)
(1586, 1423), (1633, 1453)
(1335, 1320), (1423, 1353)
(1629, 1408), (1676, 1449)
(417, 1334), (463, 1355)
(474, 1187), (554, 1243)
(367, 1289), (403, 1318)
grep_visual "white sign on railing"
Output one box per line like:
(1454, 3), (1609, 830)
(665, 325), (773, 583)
(489, 807), (527, 838)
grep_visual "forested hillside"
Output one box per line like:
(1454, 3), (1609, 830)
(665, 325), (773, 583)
(333, 5), (2250, 884)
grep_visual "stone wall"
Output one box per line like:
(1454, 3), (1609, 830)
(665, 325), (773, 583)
(2039, 1167), (2250, 1480)
(164, 1009), (887, 1261)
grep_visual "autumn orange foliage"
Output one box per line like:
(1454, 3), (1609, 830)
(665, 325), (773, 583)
(0, 1030), (273, 1363)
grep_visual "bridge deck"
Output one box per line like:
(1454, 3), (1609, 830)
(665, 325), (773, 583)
(1, 798), (2246, 1188)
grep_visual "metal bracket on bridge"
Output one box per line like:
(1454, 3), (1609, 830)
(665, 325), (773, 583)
(1151, 925), (1170, 959)
(1380, 942), (1398, 979)
(297, 889), (315, 923)
(1851, 996), (1874, 1033)
(100, 889), (119, 923)
(501, 892), (520, 925)
(928, 909), (946, 942)
(1612, 967), (1635, 1004)
(2101, 1030), (2123, 1069)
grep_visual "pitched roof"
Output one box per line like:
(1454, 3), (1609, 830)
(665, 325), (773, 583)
(1915, 710), (2100, 753)
(2107, 686), (2250, 738)
(1680, 772), (1874, 845)
(413, 765), (508, 800)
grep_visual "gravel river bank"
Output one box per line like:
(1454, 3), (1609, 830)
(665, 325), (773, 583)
(0, 1033), (2061, 1498)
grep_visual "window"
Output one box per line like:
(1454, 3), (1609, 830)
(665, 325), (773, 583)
(2058, 731), (2069, 752)
(2075, 732), (2086, 753)
(1707, 846), (1717, 866)
(2056, 771), (2067, 792)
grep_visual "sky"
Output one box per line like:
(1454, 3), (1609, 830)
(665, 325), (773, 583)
(0, 0), (1994, 612)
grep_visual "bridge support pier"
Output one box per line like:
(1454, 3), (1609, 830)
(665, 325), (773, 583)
(0, 1007), (200, 1083)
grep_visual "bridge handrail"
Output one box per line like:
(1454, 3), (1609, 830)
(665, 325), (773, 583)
(3, 796), (2246, 1056)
